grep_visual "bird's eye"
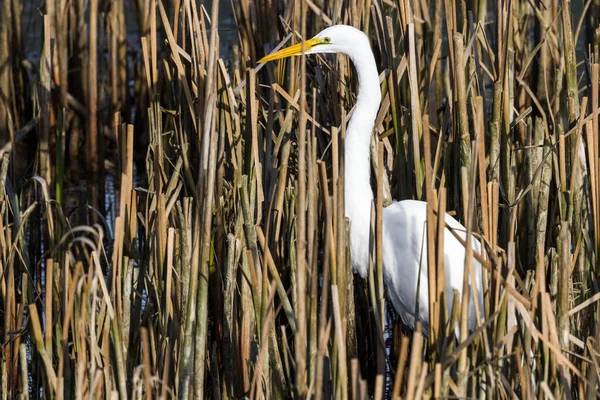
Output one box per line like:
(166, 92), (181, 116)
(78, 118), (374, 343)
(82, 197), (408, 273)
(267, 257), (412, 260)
(323, 37), (331, 43)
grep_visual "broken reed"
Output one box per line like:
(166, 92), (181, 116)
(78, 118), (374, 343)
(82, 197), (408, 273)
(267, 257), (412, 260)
(1, 0), (600, 398)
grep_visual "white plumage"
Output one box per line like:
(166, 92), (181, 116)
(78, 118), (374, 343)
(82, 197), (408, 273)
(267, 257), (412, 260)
(260, 25), (483, 333)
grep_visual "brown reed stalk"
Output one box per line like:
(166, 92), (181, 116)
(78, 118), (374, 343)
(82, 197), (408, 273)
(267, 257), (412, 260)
(454, 33), (471, 179)
(331, 285), (348, 400)
(87, 0), (101, 213)
(193, 0), (221, 396)
(293, 1), (309, 397)
(405, 323), (423, 400)
(307, 91), (319, 386)
(408, 23), (424, 199)
(423, 111), (440, 352)
(40, 16), (52, 186)
(373, 140), (385, 397)
(5, 0), (600, 398)
(315, 164), (333, 399)
(391, 335), (410, 398)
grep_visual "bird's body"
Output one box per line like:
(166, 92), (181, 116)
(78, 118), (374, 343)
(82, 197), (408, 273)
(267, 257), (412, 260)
(381, 201), (482, 330)
(260, 25), (483, 333)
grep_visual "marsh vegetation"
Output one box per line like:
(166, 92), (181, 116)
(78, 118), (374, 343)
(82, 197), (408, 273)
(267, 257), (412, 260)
(1, 0), (600, 398)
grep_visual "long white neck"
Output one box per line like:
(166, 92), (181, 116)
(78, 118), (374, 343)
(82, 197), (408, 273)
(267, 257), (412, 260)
(344, 50), (381, 278)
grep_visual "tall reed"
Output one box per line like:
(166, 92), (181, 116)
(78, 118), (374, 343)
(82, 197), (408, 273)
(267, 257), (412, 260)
(1, 0), (600, 398)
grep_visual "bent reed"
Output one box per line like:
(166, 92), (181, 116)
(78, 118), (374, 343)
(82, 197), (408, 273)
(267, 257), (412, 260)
(0, 0), (599, 398)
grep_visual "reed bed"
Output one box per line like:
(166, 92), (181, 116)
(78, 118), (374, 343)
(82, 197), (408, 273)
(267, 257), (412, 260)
(1, 0), (600, 398)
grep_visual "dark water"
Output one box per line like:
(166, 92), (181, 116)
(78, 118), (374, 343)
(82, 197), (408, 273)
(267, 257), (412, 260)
(21, 0), (237, 64)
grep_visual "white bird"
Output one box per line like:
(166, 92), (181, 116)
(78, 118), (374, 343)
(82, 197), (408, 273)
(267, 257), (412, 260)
(260, 25), (483, 333)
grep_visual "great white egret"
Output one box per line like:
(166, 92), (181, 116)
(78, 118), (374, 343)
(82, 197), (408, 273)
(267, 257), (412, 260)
(260, 25), (483, 333)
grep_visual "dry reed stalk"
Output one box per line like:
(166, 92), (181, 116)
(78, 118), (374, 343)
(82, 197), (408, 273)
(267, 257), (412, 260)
(19, 343), (28, 400)
(195, 91), (219, 398)
(315, 183), (332, 399)
(307, 102), (319, 387)
(454, 33), (471, 181)
(331, 126), (339, 285)
(391, 335), (410, 398)
(29, 304), (57, 394)
(331, 285), (348, 400)
(5, 0), (600, 397)
(87, 0), (101, 214)
(407, 23), (423, 199)
(375, 140), (385, 390)
(178, 169), (200, 394)
(293, 3), (309, 397)
(40, 16), (52, 186)
(45, 258), (53, 364)
(436, 188), (447, 333)
(405, 323), (423, 400)
(250, 279), (278, 399)
(423, 111), (440, 351)
(366, 202), (382, 395)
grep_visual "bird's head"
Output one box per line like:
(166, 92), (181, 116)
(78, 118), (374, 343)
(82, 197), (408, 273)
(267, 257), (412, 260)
(259, 25), (369, 63)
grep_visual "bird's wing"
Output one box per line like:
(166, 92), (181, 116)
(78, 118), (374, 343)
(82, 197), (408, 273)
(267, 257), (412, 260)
(381, 200), (484, 331)
(381, 200), (431, 328)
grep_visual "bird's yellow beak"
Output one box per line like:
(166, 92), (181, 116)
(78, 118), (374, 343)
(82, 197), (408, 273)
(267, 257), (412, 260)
(259, 37), (324, 63)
